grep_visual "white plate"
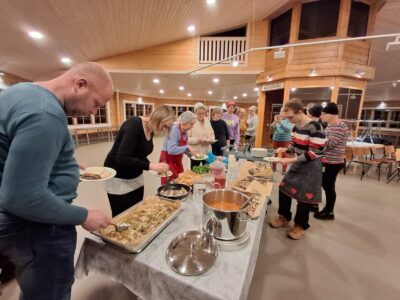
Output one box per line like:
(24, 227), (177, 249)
(80, 167), (116, 182)
(263, 157), (282, 163)
(148, 170), (173, 177)
(191, 155), (209, 161)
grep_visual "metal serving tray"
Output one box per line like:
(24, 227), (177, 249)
(91, 199), (183, 254)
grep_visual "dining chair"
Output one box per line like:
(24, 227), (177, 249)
(345, 147), (376, 180)
(387, 149), (400, 183)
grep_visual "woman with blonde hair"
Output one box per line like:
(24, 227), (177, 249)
(104, 105), (176, 216)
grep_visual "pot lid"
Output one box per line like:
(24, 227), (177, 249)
(166, 231), (218, 276)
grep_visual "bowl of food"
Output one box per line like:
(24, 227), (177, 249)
(191, 154), (208, 161)
(157, 183), (191, 200)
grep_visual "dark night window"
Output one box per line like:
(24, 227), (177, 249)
(298, 0), (340, 40)
(270, 9), (292, 46)
(348, 0), (370, 37)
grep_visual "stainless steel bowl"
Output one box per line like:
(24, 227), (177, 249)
(165, 231), (218, 276)
(202, 189), (249, 240)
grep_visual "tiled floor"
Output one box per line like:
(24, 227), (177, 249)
(2, 138), (400, 300)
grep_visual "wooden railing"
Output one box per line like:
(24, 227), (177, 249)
(199, 37), (247, 64)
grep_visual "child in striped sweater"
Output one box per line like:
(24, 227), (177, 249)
(269, 98), (326, 240)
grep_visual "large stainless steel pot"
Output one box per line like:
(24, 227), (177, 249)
(202, 190), (249, 240)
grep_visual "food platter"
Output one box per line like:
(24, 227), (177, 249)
(191, 154), (208, 161)
(148, 170), (173, 177)
(175, 170), (203, 186)
(80, 167), (116, 182)
(92, 196), (183, 253)
(262, 157), (282, 163)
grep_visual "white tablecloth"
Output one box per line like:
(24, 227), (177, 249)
(74, 197), (268, 300)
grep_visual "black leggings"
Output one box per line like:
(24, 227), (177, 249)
(278, 190), (313, 230)
(107, 187), (144, 217)
(322, 163), (344, 213)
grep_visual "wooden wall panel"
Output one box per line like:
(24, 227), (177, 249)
(98, 20), (268, 73)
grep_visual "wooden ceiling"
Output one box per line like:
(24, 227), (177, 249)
(0, 0), (399, 102)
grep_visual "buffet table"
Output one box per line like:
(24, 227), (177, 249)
(75, 195), (268, 300)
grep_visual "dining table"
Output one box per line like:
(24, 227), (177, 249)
(74, 185), (271, 300)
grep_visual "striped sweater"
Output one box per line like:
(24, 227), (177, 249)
(321, 120), (349, 164)
(288, 121), (326, 162)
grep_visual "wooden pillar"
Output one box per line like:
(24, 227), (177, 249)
(337, 0), (351, 37)
(255, 91), (266, 147)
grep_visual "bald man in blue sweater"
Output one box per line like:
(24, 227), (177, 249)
(0, 62), (113, 300)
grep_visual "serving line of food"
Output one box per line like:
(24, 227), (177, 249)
(75, 160), (273, 300)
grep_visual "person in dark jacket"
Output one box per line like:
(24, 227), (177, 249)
(104, 105), (175, 216)
(210, 106), (230, 156)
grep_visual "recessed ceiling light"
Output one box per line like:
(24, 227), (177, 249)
(232, 60), (239, 67)
(159, 89), (164, 94)
(60, 57), (72, 64)
(207, 0), (216, 5)
(0, 72), (4, 76)
(291, 87), (297, 92)
(233, 96), (238, 100)
(153, 78), (160, 84)
(330, 86), (334, 90)
(266, 75), (273, 82)
(254, 87), (259, 92)
(212, 78), (220, 83)
(392, 82), (398, 87)
(28, 31), (44, 39)
(187, 93), (192, 97)
(208, 90), (213, 95)
(187, 25), (196, 33)
(242, 93), (247, 97)
(138, 97), (143, 103)
(179, 86), (185, 91)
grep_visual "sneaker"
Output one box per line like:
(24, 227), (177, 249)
(269, 215), (290, 228)
(314, 210), (335, 220)
(287, 225), (305, 240)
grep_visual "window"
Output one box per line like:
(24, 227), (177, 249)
(298, 0), (340, 40)
(76, 115), (92, 125)
(348, 0), (370, 37)
(94, 105), (107, 124)
(270, 9), (292, 46)
(389, 110), (400, 129)
(167, 105), (195, 118)
(124, 101), (154, 120)
(145, 104), (153, 115)
(136, 104), (144, 116)
(337, 88), (362, 119)
(67, 116), (74, 125)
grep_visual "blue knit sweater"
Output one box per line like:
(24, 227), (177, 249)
(0, 83), (87, 225)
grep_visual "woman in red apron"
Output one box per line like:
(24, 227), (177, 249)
(160, 111), (197, 184)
